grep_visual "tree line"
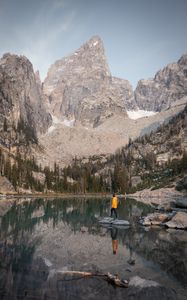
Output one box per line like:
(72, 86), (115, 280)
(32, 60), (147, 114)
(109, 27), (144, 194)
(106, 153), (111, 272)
(1, 104), (187, 194)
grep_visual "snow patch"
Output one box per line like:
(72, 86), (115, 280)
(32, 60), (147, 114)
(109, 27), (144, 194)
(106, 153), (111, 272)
(47, 125), (56, 133)
(127, 110), (157, 120)
(62, 119), (75, 127)
(47, 115), (63, 134)
(93, 41), (98, 46)
(52, 115), (63, 124)
(47, 115), (75, 133)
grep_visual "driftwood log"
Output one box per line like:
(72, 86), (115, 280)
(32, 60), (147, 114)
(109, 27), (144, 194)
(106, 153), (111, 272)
(58, 271), (129, 288)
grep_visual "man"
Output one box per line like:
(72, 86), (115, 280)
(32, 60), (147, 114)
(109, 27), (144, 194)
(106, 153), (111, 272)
(110, 193), (118, 219)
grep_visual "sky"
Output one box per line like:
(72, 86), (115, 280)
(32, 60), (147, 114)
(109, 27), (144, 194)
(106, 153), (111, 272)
(0, 0), (187, 88)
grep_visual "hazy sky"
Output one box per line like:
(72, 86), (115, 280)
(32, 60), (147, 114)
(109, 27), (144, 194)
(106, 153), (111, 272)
(0, 0), (187, 88)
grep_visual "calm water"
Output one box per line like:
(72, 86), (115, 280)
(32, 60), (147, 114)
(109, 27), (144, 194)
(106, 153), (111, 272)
(0, 196), (187, 299)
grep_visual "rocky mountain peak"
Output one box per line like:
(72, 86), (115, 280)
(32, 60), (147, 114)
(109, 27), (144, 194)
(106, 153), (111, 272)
(0, 53), (35, 85)
(0, 53), (52, 147)
(43, 35), (111, 96)
(135, 54), (187, 111)
(178, 54), (187, 66)
(43, 36), (135, 127)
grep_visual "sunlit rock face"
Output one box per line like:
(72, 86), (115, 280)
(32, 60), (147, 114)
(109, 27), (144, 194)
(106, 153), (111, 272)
(43, 36), (135, 127)
(135, 54), (187, 111)
(0, 53), (52, 138)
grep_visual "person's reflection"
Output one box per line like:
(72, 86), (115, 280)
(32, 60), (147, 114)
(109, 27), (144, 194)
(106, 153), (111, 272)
(127, 240), (135, 265)
(111, 227), (118, 255)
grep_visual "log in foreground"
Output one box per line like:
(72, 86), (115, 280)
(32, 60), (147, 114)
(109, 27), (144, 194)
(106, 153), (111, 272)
(59, 271), (129, 288)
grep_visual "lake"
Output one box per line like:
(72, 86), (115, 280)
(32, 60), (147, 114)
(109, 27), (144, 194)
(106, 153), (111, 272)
(0, 196), (186, 299)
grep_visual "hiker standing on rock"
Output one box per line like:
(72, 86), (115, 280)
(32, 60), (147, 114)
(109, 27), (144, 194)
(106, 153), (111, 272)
(110, 193), (118, 219)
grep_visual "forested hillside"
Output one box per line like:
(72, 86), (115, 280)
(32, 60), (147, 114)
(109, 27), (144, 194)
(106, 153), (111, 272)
(1, 105), (187, 194)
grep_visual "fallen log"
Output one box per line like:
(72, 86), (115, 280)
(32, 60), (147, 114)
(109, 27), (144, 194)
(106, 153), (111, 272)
(57, 271), (129, 288)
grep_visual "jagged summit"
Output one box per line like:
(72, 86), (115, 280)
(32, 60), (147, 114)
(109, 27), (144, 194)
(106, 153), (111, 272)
(178, 53), (187, 66)
(135, 53), (187, 111)
(43, 35), (111, 96)
(43, 36), (135, 127)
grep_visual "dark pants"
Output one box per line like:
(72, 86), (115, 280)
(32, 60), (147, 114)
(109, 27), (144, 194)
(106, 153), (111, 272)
(110, 208), (117, 218)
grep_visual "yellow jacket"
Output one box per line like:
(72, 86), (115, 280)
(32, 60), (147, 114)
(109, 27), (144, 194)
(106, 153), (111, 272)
(112, 196), (118, 208)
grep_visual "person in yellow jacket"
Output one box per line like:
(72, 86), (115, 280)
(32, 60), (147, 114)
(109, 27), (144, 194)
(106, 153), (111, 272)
(110, 193), (118, 219)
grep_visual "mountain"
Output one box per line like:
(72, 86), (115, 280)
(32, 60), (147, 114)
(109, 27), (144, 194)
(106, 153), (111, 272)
(135, 54), (187, 111)
(43, 36), (135, 128)
(0, 37), (187, 173)
(32, 38), (187, 168)
(62, 103), (187, 194)
(0, 37), (187, 193)
(0, 53), (52, 148)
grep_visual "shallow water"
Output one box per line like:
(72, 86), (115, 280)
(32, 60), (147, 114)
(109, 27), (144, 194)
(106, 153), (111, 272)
(0, 197), (186, 299)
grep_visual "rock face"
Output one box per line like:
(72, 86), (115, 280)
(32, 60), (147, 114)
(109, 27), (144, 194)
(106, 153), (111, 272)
(0, 175), (15, 193)
(0, 53), (52, 145)
(135, 54), (187, 111)
(43, 36), (135, 127)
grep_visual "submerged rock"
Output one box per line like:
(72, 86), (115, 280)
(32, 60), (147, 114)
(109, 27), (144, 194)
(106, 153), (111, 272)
(44, 271), (176, 300)
(128, 276), (176, 300)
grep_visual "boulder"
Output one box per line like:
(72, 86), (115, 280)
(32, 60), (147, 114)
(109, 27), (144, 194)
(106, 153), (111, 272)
(175, 198), (187, 209)
(140, 212), (173, 226)
(165, 212), (187, 229)
(176, 176), (187, 191)
(111, 219), (130, 226)
(128, 276), (176, 300)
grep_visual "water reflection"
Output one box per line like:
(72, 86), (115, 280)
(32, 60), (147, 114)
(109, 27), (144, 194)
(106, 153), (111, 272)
(0, 197), (186, 299)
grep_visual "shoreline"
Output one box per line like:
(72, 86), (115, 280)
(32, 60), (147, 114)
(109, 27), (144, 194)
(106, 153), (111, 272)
(127, 187), (185, 207)
(0, 192), (112, 199)
(1, 187), (186, 206)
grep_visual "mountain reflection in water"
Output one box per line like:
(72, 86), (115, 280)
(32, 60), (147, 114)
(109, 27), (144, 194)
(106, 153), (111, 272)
(0, 197), (186, 299)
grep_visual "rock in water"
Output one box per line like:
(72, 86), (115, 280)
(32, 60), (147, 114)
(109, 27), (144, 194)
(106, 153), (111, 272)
(99, 217), (114, 224)
(99, 218), (130, 226)
(128, 276), (176, 300)
(111, 219), (130, 226)
(175, 198), (187, 209)
(165, 211), (187, 229)
(139, 212), (174, 226)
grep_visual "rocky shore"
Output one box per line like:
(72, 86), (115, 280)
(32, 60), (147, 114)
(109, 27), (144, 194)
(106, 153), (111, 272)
(128, 187), (184, 208)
